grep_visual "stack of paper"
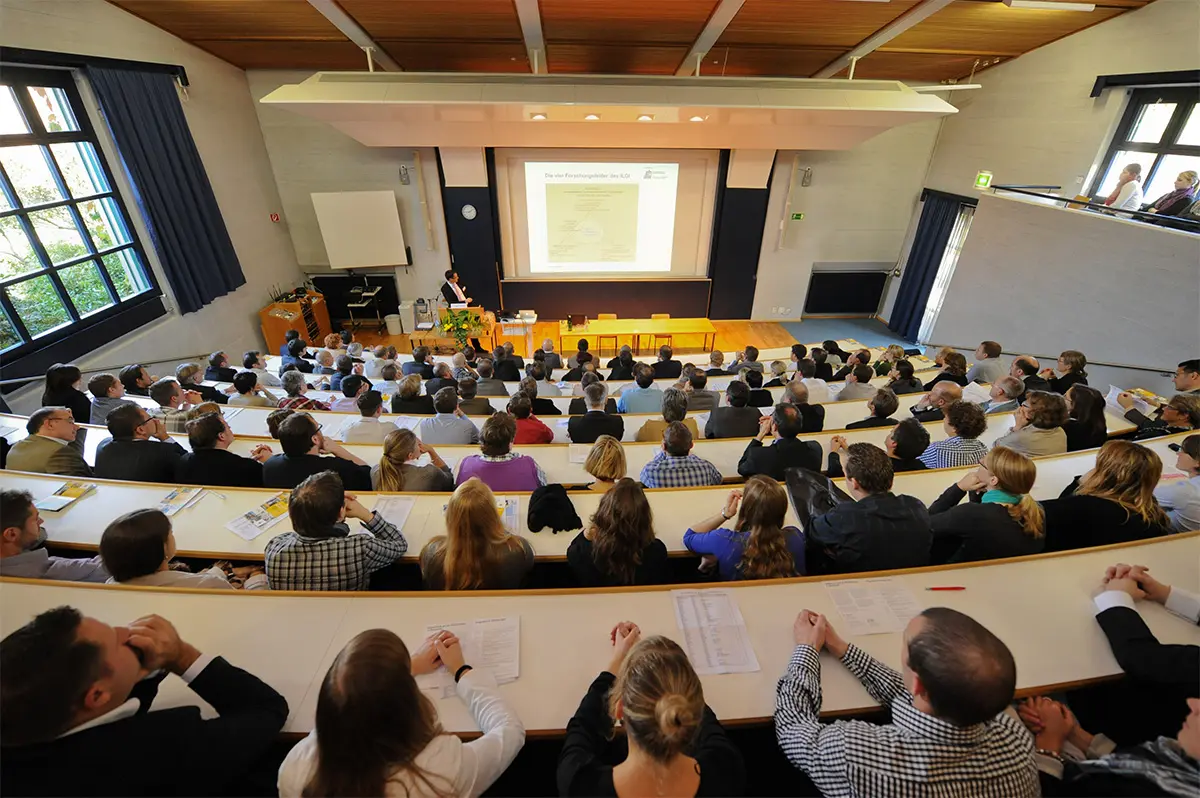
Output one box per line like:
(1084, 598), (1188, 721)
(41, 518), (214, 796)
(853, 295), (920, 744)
(34, 482), (97, 512)
(568, 444), (590, 464)
(961, 381), (992, 405)
(418, 616), (520, 698)
(157, 487), (206, 517)
(372, 496), (416, 530)
(824, 577), (922, 636)
(225, 493), (290, 541)
(1105, 385), (1150, 416)
(672, 589), (761, 675)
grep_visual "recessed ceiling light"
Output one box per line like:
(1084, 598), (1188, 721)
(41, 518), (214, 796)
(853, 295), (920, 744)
(530, 112), (547, 121)
(584, 113), (600, 121)
(637, 114), (653, 122)
(689, 115), (705, 122)
(1003, 0), (1094, 10)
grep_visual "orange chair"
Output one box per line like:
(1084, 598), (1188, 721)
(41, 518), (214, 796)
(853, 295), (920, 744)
(595, 314), (618, 353)
(597, 313), (617, 320)
(644, 314), (672, 353)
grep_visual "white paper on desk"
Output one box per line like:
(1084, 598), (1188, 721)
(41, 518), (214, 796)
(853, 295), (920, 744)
(709, 380), (730, 392)
(671, 590), (761, 675)
(961, 382), (992, 405)
(0, 424), (18, 440)
(555, 418), (571, 429)
(568, 444), (590, 464)
(373, 496), (416, 530)
(224, 494), (289, 541)
(391, 415), (423, 431)
(1106, 385), (1150, 415)
(824, 577), (922, 636)
(157, 486), (206, 517)
(221, 407), (243, 420)
(418, 616), (521, 698)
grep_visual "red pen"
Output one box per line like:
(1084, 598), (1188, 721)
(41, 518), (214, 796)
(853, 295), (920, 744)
(925, 586), (966, 591)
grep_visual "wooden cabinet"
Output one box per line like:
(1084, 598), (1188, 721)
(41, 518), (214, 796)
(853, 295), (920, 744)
(259, 292), (332, 354)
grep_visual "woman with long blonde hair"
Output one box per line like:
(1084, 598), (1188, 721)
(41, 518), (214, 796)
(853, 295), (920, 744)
(373, 429), (453, 492)
(874, 344), (907, 376)
(557, 623), (744, 796)
(419, 477), (534, 590)
(929, 446), (1046, 564)
(683, 475), (804, 581)
(567, 479), (668, 587)
(278, 628), (524, 798)
(1043, 440), (1172, 551)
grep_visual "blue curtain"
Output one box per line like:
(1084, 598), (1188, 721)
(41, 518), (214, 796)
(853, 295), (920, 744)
(87, 67), (245, 314)
(888, 190), (969, 342)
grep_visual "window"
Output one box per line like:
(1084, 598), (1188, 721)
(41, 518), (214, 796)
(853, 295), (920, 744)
(0, 67), (159, 360)
(1091, 87), (1200, 205)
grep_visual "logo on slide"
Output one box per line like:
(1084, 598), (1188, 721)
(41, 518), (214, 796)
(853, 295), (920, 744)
(643, 169), (669, 180)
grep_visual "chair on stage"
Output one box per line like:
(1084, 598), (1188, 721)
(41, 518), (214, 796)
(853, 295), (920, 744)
(595, 313), (618, 354)
(638, 314), (672, 355)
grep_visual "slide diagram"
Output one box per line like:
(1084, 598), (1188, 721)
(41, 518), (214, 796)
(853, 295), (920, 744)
(545, 183), (639, 263)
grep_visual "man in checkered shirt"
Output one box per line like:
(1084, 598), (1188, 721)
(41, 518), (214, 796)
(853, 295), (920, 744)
(776, 606), (1039, 797)
(264, 471), (407, 591)
(637, 421), (723, 489)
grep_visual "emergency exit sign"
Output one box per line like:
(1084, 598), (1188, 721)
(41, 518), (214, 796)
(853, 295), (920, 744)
(791, 212), (805, 220)
(974, 170), (994, 189)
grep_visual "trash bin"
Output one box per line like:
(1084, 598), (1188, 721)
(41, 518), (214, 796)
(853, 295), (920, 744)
(384, 313), (403, 336)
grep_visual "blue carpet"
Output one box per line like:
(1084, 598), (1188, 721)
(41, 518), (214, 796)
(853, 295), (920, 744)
(781, 318), (916, 349)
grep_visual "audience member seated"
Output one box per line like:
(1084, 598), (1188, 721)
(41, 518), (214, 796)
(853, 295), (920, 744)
(1041, 350), (1089, 394)
(489, 346), (520, 383)
(278, 627), (523, 798)
(565, 360), (602, 385)
(831, 348), (871, 382)
(966, 340), (1006, 384)
(994, 390), (1069, 457)
(727, 345), (764, 374)
(474, 360), (510, 397)
(763, 360), (789, 388)
(929, 446), (1046, 564)
(835, 364), (877, 402)
(886, 359), (925, 395)
(685, 371), (719, 412)
(420, 362), (453, 397)
(1169, 358), (1200, 396)
(1156, 434), (1199, 532)
(420, 387), (480, 446)
(421, 477), (534, 589)
(737, 403), (821, 480)
(363, 344), (399, 379)
(41, 363), (91, 425)
(923, 351), (969, 391)
(204, 351), (237, 383)
(743, 369), (773, 407)
(320, 332), (345, 359)
(0, 489), (106, 581)
(806, 443), (932, 574)
(87, 372), (136, 425)
(501, 341), (524, 371)
(373, 429), (453, 492)
(280, 327), (302, 358)
(0, 606), (288, 797)
(919, 400), (989, 469)
(450, 351), (477, 383)
(8, 406), (92, 477)
(1119, 392), (1200, 440)
(330, 355), (364, 393)
(402, 346), (435, 380)
(147, 377), (203, 432)
(115, 363), (153, 400)
(603, 344), (630, 369)
(565, 339), (594, 372)
(795, 358), (831, 403)
(685, 476), (805, 580)
(312, 349), (336, 376)
(455, 413), (546, 490)
(534, 338), (562, 371)
(225, 370), (277, 408)
(100, 509), (263, 590)
(392, 373), (436, 415)
(374, 363), (403, 397)
(704, 350), (726, 376)
(558, 624), (744, 796)
(810, 347), (834, 381)
(780, 381), (826, 431)
(606, 350), (635, 381)
(827, 419), (931, 479)
(636, 387), (699, 443)
(705, 381), (761, 439)
(265, 471), (407, 590)
(281, 336), (316, 374)
(573, 435), (628, 493)
(333, 390), (395, 444)
(823, 339), (854, 366)
(95, 404), (186, 482)
(789, 342), (808, 369)
(175, 412), (271, 488)
(1011, 355), (1052, 396)
(1042, 440), (1172, 551)
(1059, 384), (1107, 452)
(568, 372), (618, 415)
(567, 479), (668, 587)
(455, 376), (496, 417)
(509, 394), (553, 444)
(329, 374), (370, 413)
(776, 607), (1034, 797)
(264, 412), (372, 491)
(616, 363), (664, 414)
(648, 345), (682, 379)
(279, 370), (331, 412)
(639, 421), (722, 489)
(873, 344), (907, 377)
(178, 361), (233, 404)
(847, 388), (900, 429)
(518, 376), (561, 416)
(527, 362), (560, 397)
(980, 376), (1024, 414)
(910, 381), (963, 422)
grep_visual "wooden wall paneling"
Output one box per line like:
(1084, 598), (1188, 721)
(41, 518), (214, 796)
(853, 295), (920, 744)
(710, 45), (843, 78)
(716, 0), (920, 47)
(539, 0), (722, 44)
(546, 44), (693, 75)
(338, 0), (525, 41)
(379, 41), (531, 72)
(191, 40), (370, 70)
(106, 0), (345, 40)
(836, 50), (991, 82)
(888, 3), (1126, 53)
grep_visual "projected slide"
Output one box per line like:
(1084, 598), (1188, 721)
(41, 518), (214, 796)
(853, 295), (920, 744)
(525, 162), (679, 274)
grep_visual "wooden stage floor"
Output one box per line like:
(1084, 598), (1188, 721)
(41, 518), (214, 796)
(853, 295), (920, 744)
(345, 320), (798, 358)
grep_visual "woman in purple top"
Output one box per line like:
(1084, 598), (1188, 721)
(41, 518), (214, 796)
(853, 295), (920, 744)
(683, 476), (805, 581)
(455, 413), (546, 493)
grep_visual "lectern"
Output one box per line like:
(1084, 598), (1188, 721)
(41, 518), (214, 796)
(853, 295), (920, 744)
(259, 291), (332, 355)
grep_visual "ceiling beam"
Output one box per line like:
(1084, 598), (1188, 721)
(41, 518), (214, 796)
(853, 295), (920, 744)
(812, 0), (956, 79)
(674, 0), (747, 76)
(513, 0), (546, 74)
(305, 0), (403, 71)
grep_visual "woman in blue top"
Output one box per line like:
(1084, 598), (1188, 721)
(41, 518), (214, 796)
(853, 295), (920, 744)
(683, 476), (805, 581)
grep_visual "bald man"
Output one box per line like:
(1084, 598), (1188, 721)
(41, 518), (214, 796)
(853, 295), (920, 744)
(909, 381), (962, 423)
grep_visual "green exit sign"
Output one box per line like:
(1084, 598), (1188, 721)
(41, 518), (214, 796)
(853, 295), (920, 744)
(975, 170), (994, 189)
(791, 212), (805, 221)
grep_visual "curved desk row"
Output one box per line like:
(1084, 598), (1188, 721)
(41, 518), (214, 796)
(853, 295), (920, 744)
(3, 533), (1197, 735)
(4, 434), (1184, 562)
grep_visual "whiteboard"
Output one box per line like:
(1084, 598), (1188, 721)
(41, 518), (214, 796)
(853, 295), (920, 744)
(311, 190), (409, 269)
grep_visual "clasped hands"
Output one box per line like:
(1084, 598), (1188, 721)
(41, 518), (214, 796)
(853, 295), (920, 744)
(792, 610), (849, 658)
(410, 629), (466, 676)
(1099, 563), (1171, 605)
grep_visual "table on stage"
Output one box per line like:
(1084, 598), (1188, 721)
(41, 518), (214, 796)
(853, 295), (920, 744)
(559, 317), (717, 355)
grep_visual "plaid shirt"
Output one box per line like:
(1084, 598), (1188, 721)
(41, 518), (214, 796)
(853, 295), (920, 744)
(279, 395), (330, 412)
(149, 405), (191, 434)
(776, 644), (1039, 798)
(918, 436), (988, 469)
(264, 511), (407, 591)
(638, 451), (722, 489)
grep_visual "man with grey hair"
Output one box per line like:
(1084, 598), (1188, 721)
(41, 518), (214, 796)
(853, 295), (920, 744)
(541, 339), (562, 371)
(980, 376), (1023, 414)
(606, 344), (632, 369)
(568, 381), (624, 443)
(704, 350), (727, 377)
(450, 351), (476, 382)
(636, 387), (699, 442)
(783, 380), (826, 432)
(279, 370), (331, 411)
(425, 362), (457, 396)
(313, 348), (336, 376)
(502, 340), (524, 370)
(685, 371), (719, 412)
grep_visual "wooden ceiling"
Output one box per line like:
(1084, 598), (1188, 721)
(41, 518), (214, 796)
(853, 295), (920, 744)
(105, 0), (1154, 83)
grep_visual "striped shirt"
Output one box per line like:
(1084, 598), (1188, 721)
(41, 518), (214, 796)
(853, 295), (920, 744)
(919, 436), (988, 469)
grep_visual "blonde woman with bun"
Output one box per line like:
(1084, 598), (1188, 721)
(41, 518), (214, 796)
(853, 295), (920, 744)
(373, 429), (453, 492)
(557, 623), (745, 796)
(929, 446), (1045, 564)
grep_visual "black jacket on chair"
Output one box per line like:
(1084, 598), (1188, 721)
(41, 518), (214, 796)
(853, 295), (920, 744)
(737, 437), (822, 480)
(704, 406), (762, 439)
(794, 403), (826, 433)
(95, 438), (187, 483)
(568, 411), (625, 444)
(748, 389), (774, 408)
(175, 448), (265, 488)
(0, 657), (288, 798)
(531, 397), (562, 416)
(568, 397), (618, 415)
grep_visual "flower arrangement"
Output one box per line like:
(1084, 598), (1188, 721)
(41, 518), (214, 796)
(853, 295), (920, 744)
(440, 308), (485, 351)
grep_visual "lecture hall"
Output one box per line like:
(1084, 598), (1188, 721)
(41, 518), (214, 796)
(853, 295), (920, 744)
(1, 0), (1198, 795)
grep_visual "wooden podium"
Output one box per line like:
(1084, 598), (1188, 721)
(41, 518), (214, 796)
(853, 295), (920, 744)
(409, 305), (496, 354)
(259, 291), (332, 354)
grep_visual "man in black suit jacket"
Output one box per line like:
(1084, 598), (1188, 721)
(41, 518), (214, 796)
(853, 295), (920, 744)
(424, 362), (458, 397)
(737, 403), (822, 480)
(402, 346), (436, 380)
(781, 381), (826, 432)
(440, 269), (471, 304)
(502, 341), (525, 371)
(456, 378), (496, 416)
(569, 373), (618, 414)
(175, 412), (270, 488)
(0, 606), (288, 797)
(568, 382), (624, 443)
(1010, 355), (1052, 398)
(95, 404), (187, 483)
(909, 381), (962, 423)
(491, 346), (522, 383)
(650, 345), (682, 380)
(519, 377), (562, 416)
(846, 387), (900, 430)
(204, 351), (238, 383)
(705, 381), (763, 439)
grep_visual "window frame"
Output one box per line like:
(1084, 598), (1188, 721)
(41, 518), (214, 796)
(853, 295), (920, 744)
(0, 65), (162, 365)
(1089, 86), (1200, 199)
